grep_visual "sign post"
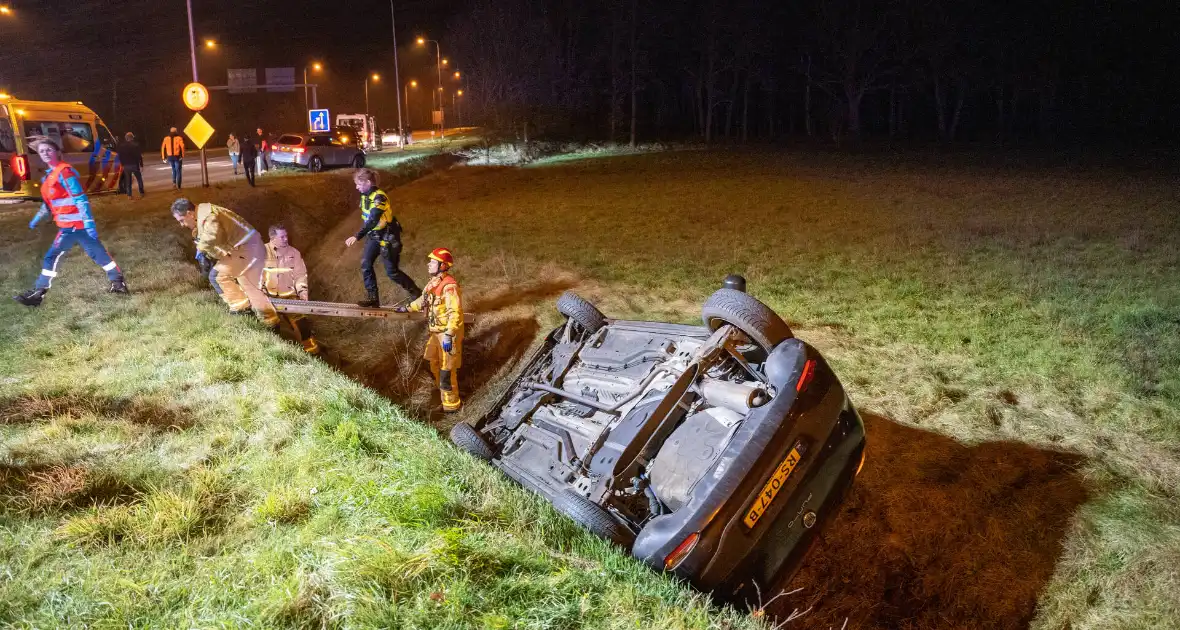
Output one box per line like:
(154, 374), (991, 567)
(182, 82), (211, 187)
(308, 109), (330, 133)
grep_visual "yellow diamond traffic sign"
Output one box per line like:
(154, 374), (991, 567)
(184, 112), (215, 149)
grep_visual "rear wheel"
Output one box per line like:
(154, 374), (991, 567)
(556, 292), (606, 334)
(701, 288), (792, 352)
(449, 423), (495, 461)
(308, 156), (323, 172)
(352, 154), (366, 168)
(551, 490), (636, 548)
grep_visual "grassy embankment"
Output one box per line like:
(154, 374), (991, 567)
(2, 147), (1179, 629)
(0, 153), (761, 629)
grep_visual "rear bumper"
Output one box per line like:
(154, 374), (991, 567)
(630, 341), (865, 603)
(269, 152), (308, 167)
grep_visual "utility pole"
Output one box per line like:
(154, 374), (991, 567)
(391, 0), (404, 148)
(184, 0), (210, 187)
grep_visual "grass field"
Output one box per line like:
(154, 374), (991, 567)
(2, 147), (1179, 628)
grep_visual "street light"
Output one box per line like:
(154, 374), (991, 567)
(0, 5), (12, 15)
(404, 80), (418, 144)
(303, 62), (322, 111)
(365, 73), (380, 118)
(453, 90), (464, 127)
(453, 71), (461, 79)
(204, 39), (216, 49)
(442, 58), (449, 66)
(416, 36), (445, 138)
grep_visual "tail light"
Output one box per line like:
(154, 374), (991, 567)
(664, 532), (700, 570)
(795, 359), (816, 393)
(11, 155), (29, 180)
(293, 147), (305, 154)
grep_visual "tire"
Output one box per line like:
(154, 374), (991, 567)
(700, 288), (792, 352)
(551, 489), (636, 548)
(308, 156), (323, 172)
(555, 291), (606, 334)
(352, 154), (366, 168)
(450, 423), (495, 461)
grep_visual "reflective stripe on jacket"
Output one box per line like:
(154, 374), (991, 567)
(194, 203), (257, 259)
(409, 274), (462, 335)
(262, 243), (309, 299)
(41, 163), (93, 230)
(354, 188), (400, 243)
(161, 134), (185, 159)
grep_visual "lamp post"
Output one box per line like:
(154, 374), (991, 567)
(453, 89), (463, 127)
(303, 62), (322, 112)
(183, 0), (210, 187)
(416, 37), (444, 138)
(404, 80), (418, 143)
(390, 0), (404, 149)
(365, 73), (380, 118)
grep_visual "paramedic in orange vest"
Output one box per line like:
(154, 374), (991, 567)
(170, 198), (279, 326)
(161, 127), (185, 189)
(395, 248), (464, 412)
(14, 137), (128, 307)
(261, 224), (319, 353)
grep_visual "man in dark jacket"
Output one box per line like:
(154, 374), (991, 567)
(116, 132), (145, 199)
(240, 135), (258, 187)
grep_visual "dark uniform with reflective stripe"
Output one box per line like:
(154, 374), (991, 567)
(356, 187), (420, 304)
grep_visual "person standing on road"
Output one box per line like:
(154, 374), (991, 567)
(161, 127), (185, 189)
(395, 248), (463, 413)
(227, 133), (241, 176)
(261, 224), (319, 353)
(239, 135), (258, 187)
(13, 137), (129, 307)
(170, 198), (278, 326)
(255, 128), (269, 175)
(344, 168), (420, 307)
(116, 132), (145, 199)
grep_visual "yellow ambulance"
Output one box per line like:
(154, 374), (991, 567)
(0, 94), (123, 203)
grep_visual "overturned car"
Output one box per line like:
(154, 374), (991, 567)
(450, 279), (866, 603)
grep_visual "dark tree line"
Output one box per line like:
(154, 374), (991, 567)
(446, 0), (1180, 144)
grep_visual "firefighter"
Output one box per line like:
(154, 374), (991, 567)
(170, 198), (279, 327)
(261, 224), (319, 354)
(13, 137), (128, 307)
(395, 248), (463, 413)
(343, 168), (420, 307)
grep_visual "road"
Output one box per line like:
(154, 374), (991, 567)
(143, 148), (240, 189)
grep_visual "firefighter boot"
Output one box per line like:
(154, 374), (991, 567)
(109, 279), (130, 294)
(13, 288), (47, 307)
(357, 290), (380, 308)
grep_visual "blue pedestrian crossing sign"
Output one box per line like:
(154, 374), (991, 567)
(308, 109), (330, 132)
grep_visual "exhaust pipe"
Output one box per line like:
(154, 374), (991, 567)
(700, 378), (768, 414)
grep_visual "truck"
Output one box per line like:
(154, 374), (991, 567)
(335, 114), (381, 152)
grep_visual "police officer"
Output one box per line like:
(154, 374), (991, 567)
(396, 248), (463, 413)
(14, 137), (128, 307)
(344, 168), (420, 307)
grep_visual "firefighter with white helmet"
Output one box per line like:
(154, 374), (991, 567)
(396, 247), (464, 413)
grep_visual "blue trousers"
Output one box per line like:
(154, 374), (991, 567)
(35, 229), (123, 290)
(168, 157), (183, 188)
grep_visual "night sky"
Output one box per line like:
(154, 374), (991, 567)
(2, 0), (1179, 146)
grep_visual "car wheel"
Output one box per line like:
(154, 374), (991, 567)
(308, 156), (323, 172)
(352, 154), (365, 168)
(700, 288), (793, 352)
(449, 422), (495, 461)
(551, 489), (636, 548)
(555, 291), (606, 334)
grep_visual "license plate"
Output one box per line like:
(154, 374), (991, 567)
(743, 441), (807, 529)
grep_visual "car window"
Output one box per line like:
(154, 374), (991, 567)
(96, 122), (117, 149)
(23, 121), (93, 154)
(0, 115), (15, 153)
(307, 136), (331, 147)
(277, 134), (303, 145)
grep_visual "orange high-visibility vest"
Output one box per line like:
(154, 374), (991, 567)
(161, 135), (185, 159)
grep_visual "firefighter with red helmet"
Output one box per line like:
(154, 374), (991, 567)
(396, 248), (464, 413)
(14, 137), (128, 307)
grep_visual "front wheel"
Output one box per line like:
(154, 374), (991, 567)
(555, 292), (606, 334)
(308, 156), (324, 172)
(449, 423), (495, 461)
